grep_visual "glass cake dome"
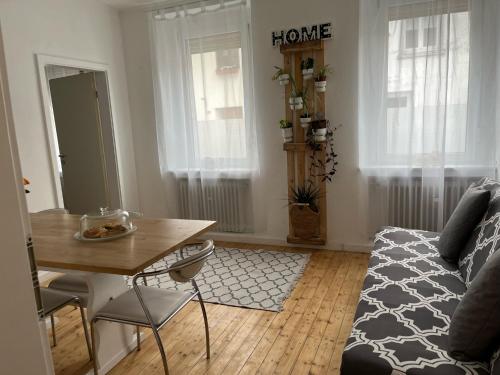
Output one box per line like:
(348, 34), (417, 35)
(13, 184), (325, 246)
(79, 207), (135, 240)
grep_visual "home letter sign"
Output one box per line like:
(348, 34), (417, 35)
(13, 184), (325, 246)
(272, 23), (332, 47)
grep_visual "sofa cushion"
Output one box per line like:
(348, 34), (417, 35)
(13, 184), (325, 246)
(341, 227), (488, 375)
(438, 187), (490, 263)
(450, 249), (500, 361)
(459, 177), (500, 286)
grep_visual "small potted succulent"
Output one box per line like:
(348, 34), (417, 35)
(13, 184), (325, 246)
(311, 119), (327, 142)
(272, 66), (290, 86)
(289, 91), (303, 111)
(280, 119), (293, 143)
(315, 65), (332, 92)
(301, 57), (314, 81)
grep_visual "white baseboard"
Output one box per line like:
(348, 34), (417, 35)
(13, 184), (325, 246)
(200, 231), (372, 253)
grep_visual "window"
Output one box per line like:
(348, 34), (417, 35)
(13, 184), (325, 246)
(405, 28), (418, 49)
(385, 7), (470, 161)
(424, 27), (437, 47)
(189, 32), (248, 162)
(215, 48), (240, 73)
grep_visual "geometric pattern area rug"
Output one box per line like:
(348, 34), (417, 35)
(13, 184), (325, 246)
(126, 246), (310, 312)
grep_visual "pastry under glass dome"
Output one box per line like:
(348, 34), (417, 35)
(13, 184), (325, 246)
(78, 208), (137, 240)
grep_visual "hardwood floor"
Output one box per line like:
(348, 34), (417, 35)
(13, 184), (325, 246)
(46, 242), (369, 375)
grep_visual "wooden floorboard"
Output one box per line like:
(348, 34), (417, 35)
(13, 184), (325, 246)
(47, 242), (369, 375)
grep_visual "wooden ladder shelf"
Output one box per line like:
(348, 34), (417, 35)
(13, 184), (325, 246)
(281, 40), (327, 245)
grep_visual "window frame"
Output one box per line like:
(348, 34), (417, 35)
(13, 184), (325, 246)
(375, 3), (474, 168)
(185, 31), (254, 171)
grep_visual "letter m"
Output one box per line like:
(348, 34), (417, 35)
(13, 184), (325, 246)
(301, 25), (318, 42)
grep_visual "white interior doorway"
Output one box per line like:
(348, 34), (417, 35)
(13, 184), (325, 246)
(37, 54), (122, 214)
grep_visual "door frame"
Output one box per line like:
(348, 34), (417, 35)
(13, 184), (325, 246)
(1, 27), (54, 375)
(36, 53), (122, 209)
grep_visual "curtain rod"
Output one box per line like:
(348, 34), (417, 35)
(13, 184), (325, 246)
(145, 0), (245, 14)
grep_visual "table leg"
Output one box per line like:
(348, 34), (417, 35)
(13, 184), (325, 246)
(84, 273), (137, 375)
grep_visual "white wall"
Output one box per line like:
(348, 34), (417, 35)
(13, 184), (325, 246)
(0, 0), (140, 212)
(120, 0), (370, 251)
(0, 21), (53, 374)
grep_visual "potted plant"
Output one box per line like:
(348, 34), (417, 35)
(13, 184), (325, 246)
(300, 113), (312, 128)
(272, 66), (290, 86)
(299, 87), (311, 127)
(301, 57), (314, 81)
(289, 183), (321, 239)
(289, 91), (303, 111)
(311, 119), (327, 142)
(280, 119), (293, 143)
(307, 120), (340, 183)
(315, 65), (332, 92)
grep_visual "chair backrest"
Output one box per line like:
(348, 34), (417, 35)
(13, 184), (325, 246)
(132, 240), (215, 286)
(168, 240), (215, 282)
(38, 208), (69, 214)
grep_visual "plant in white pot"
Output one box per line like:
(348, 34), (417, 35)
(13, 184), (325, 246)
(272, 66), (290, 86)
(311, 119), (327, 142)
(300, 112), (312, 128)
(289, 91), (303, 111)
(315, 65), (332, 92)
(299, 87), (312, 127)
(301, 57), (314, 81)
(280, 119), (293, 143)
(306, 119), (340, 183)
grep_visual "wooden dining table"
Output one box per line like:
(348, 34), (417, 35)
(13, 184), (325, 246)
(31, 212), (216, 375)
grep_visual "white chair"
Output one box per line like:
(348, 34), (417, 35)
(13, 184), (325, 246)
(40, 288), (93, 361)
(91, 240), (214, 375)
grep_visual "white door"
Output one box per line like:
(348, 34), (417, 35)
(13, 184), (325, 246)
(49, 72), (108, 214)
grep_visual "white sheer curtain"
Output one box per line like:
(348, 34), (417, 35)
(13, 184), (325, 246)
(359, 0), (499, 235)
(151, 0), (258, 231)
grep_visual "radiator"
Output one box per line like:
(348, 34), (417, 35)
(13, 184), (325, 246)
(177, 178), (252, 233)
(369, 176), (480, 232)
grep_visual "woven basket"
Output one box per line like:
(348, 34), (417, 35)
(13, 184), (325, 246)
(290, 203), (320, 239)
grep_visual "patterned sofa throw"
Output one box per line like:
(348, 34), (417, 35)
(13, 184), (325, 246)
(450, 249), (500, 361)
(458, 178), (500, 287)
(341, 227), (489, 375)
(438, 187), (490, 263)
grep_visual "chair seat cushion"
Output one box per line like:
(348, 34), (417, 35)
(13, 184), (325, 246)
(48, 274), (89, 306)
(95, 286), (195, 326)
(41, 288), (77, 316)
(341, 227), (488, 375)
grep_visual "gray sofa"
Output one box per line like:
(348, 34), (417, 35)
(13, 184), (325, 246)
(341, 177), (500, 375)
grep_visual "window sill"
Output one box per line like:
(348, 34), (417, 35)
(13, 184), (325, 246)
(358, 165), (496, 177)
(167, 169), (256, 179)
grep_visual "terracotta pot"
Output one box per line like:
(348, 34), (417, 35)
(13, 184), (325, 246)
(290, 203), (320, 239)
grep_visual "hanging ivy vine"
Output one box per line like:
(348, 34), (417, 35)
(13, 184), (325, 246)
(306, 120), (341, 183)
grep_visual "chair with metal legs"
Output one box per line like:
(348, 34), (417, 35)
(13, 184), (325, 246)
(40, 288), (93, 361)
(90, 239), (214, 375)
